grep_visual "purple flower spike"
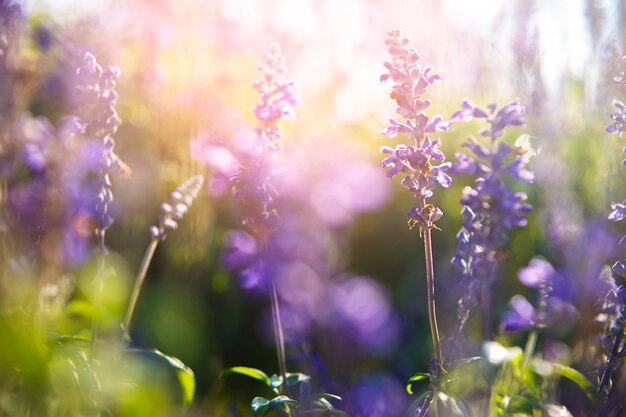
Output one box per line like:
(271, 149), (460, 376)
(379, 30), (451, 233)
(450, 98), (533, 343)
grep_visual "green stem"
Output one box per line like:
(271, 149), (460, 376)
(89, 232), (107, 360)
(423, 228), (443, 366)
(123, 238), (160, 334)
(523, 331), (538, 367)
(270, 281), (289, 392)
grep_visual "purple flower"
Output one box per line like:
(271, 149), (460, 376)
(501, 258), (577, 334)
(252, 43), (298, 147)
(609, 200), (626, 222)
(501, 295), (536, 332)
(606, 100), (626, 138)
(450, 98), (533, 342)
(379, 30), (451, 233)
(518, 257), (555, 288)
(607, 56), (626, 289)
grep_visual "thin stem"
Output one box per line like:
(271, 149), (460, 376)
(523, 331), (538, 367)
(89, 231), (107, 360)
(481, 279), (493, 341)
(423, 228), (443, 366)
(123, 237), (160, 333)
(270, 280), (289, 391)
(599, 328), (624, 398)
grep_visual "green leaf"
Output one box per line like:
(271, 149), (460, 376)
(548, 363), (602, 408)
(315, 393), (342, 401)
(269, 373), (312, 398)
(406, 373), (431, 394)
(251, 395), (296, 417)
(221, 366), (271, 387)
(405, 390), (434, 417)
(150, 349), (195, 406)
(529, 361), (601, 408)
(543, 403), (574, 417)
(497, 394), (539, 415)
(251, 397), (270, 416)
(313, 398), (347, 417)
(435, 392), (472, 417)
(447, 356), (484, 372)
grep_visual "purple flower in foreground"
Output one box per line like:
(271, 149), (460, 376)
(379, 30), (451, 233)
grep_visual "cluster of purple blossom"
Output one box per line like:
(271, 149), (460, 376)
(379, 30), (451, 234)
(449, 98), (534, 340)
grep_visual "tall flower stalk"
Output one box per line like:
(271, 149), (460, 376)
(449, 99), (532, 342)
(379, 30), (452, 366)
(123, 175), (203, 335)
(596, 55), (626, 412)
(228, 43), (297, 387)
(72, 52), (129, 357)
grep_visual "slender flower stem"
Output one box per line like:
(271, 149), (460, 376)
(270, 280), (289, 392)
(598, 328), (624, 401)
(89, 233), (108, 361)
(523, 331), (538, 367)
(123, 237), (159, 333)
(423, 228), (443, 366)
(481, 279), (493, 341)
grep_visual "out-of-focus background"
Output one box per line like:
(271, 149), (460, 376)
(2, 0), (626, 415)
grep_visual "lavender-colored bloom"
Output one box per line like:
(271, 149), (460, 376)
(346, 373), (407, 417)
(606, 100), (626, 138)
(607, 57), (626, 280)
(252, 43), (297, 147)
(450, 98), (533, 342)
(71, 52), (129, 251)
(149, 175), (203, 240)
(501, 257), (577, 334)
(227, 43), (296, 238)
(379, 30), (451, 233)
(518, 256), (555, 288)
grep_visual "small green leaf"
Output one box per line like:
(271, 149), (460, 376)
(529, 361), (602, 407)
(150, 349), (195, 406)
(221, 366), (271, 387)
(313, 398), (347, 417)
(262, 395), (297, 417)
(447, 356), (484, 372)
(406, 373), (431, 394)
(547, 363), (602, 408)
(405, 390), (434, 417)
(315, 393), (342, 401)
(251, 397), (270, 416)
(435, 392), (472, 417)
(543, 403), (574, 417)
(497, 394), (538, 415)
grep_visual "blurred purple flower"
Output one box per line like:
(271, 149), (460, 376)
(347, 372), (407, 417)
(325, 276), (400, 354)
(501, 257), (577, 333)
(252, 43), (298, 146)
(606, 100), (626, 138)
(501, 295), (536, 332)
(518, 257), (555, 288)
(379, 30), (451, 233)
(607, 57), (626, 282)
